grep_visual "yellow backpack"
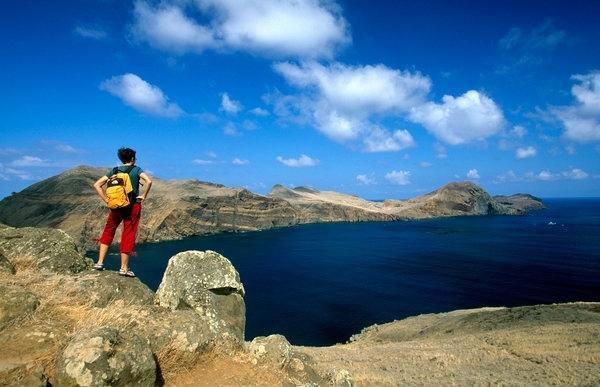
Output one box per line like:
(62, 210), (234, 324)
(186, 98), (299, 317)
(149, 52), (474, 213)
(105, 166), (135, 209)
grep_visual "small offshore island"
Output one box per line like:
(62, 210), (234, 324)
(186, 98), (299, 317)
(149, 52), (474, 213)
(0, 167), (598, 385)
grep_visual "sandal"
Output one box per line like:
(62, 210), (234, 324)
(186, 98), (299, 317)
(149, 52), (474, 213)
(118, 268), (136, 277)
(93, 262), (104, 271)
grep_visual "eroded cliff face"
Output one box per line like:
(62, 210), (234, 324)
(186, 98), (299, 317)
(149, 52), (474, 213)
(0, 166), (545, 250)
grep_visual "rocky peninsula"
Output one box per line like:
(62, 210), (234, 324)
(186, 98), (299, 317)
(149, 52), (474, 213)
(0, 166), (544, 250)
(0, 224), (598, 385)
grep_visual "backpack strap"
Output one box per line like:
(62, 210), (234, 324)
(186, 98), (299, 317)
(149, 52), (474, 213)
(125, 165), (136, 174)
(111, 167), (118, 176)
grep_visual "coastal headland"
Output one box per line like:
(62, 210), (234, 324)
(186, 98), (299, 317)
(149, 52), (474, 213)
(0, 166), (545, 250)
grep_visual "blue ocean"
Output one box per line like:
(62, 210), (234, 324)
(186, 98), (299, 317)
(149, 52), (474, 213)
(94, 198), (600, 346)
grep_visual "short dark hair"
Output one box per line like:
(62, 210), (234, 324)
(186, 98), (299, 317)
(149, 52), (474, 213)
(117, 147), (136, 163)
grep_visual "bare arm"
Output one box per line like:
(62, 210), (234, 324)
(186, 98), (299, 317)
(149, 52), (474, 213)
(93, 176), (109, 204)
(137, 172), (153, 201)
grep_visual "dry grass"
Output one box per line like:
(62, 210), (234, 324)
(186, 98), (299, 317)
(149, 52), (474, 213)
(7, 254), (38, 273)
(155, 338), (209, 380)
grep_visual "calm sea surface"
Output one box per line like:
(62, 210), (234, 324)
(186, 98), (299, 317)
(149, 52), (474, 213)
(92, 198), (600, 346)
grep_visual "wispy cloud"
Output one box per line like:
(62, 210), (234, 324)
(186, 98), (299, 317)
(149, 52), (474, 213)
(223, 122), (239, 136)
(497, 19), (566, 73)
(0, 163), (32, 181)
(250, 107), (270, 116)
(192, 159), (214, 165)
(74, 25), (108, 40)
(100, 73), (183, 117)
(232, 158), (249, 165)
(220, 93), (242, 114)
(9, 156), (51, 167)
(40, 140), (81, 154)
(276, 154), (319, 167)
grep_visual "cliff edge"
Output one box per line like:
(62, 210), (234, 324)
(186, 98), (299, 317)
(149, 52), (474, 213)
(0, 225), (598, 386)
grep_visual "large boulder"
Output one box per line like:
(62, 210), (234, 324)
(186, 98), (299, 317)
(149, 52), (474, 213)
(155, 250), (246, 341)
(0, 226), (89, 273)
(0, 284), (39, 330)
(249, 334), (292, 368)
(55, 327), (156, 387)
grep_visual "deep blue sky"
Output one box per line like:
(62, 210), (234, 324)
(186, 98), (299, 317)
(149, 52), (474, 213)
(1, 0), (599, 199)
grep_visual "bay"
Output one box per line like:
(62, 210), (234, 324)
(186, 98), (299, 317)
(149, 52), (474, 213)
(92, 198), (600, 346)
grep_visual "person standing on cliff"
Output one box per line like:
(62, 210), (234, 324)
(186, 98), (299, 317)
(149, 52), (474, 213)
(92, 147), (153, 277)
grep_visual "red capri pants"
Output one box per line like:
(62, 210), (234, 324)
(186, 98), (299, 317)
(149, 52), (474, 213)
(98, 203), (142, 254)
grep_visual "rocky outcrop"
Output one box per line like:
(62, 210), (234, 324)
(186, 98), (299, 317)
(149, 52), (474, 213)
(493, 193), (546, 214)
(0, 166), (545, 250)
(55, 327), (156, 386)
(65, 271), (155, 308)
(0, 226), (89, 273)
(0, 228), (248, 385)
(155, 250), (246, 341)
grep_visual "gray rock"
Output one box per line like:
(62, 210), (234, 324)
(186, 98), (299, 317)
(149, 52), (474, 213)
(0, 252), (14, 274)
(0, 284), (39, 330)
(249, 334), (292, 368)
(55, 326), (156, 387)
(67, 271), (154, 307)
(155, 250), (246, 341)
(0, 226), (88, 273)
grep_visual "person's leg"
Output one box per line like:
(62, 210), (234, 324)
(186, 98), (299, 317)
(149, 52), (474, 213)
(120, 203), (142, 272)
(120, 252), (129, 272)
(97, 243), (110, 265)
(97, 210), (123, 266)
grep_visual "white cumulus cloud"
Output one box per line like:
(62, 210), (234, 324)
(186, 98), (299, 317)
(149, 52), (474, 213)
(515, 146), (537, 159)
(130, 0), (349, 58)
(363, 128), (415, 153)
(356, 174), (376, 185)
(276, 154), (319, 167)
(409, 90), (505, 145)
(385, 170), (411, 185)
(467, 169), (480, 179)
(220, 93), (242, 114)
(131, 1), (216, 54)
(274, 61), (429, 150)
(553, 71), (600, 142)
(274, 61), (431, 116)
(100, 73), (183, 117)
(562, 168), (588, 180)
